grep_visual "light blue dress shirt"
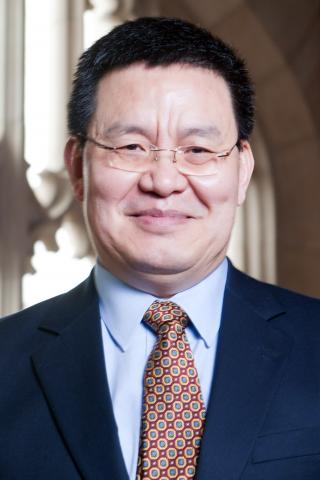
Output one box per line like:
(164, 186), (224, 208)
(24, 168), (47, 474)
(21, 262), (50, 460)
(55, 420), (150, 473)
(94, 258), (228, 479)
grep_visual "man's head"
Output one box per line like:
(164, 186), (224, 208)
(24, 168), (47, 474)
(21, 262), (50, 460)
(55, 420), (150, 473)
(68, 16), (254, 143)
(65, 17), (255, 296)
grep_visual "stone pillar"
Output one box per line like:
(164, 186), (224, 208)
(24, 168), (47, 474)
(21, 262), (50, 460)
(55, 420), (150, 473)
(0, 0), (26, 316)
(25, 0), (85, 174)
(23, 0), (86, 310)
(84, 0), (136, 48)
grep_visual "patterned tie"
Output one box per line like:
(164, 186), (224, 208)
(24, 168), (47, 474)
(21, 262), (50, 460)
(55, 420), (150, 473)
(136, 301), (206, 480)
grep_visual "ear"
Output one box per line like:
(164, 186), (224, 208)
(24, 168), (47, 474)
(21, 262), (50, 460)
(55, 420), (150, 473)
(64, 136), (84, 202)
(237, 140), (255, 205)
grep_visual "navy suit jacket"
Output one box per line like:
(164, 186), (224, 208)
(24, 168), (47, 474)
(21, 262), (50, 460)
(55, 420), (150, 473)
(1, 263), (320, 479)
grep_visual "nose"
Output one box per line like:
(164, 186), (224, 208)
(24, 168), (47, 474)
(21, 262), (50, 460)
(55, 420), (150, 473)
(138, 150), (188, 197)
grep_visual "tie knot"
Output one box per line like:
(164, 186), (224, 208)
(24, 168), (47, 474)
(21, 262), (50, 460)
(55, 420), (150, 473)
(143, 300), (188, 333)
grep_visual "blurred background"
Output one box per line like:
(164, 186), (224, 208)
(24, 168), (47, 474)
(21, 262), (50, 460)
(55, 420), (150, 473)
(0, 0), (319, 315)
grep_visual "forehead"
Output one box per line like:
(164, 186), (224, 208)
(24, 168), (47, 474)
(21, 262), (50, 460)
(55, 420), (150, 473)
(92, 63), (236, 137)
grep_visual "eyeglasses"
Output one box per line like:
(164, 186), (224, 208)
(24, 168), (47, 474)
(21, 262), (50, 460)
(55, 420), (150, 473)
(79, 135), (239, 176)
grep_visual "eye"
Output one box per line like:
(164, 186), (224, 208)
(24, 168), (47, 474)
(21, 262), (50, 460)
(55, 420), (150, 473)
(182, 145), (214, 164)
(118, 143), (147, 152)
(185, 146), (211, 154)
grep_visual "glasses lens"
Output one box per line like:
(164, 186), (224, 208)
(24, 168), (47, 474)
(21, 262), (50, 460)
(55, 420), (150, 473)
(109, 147), (150, 172)
(178, 149), (219, 176)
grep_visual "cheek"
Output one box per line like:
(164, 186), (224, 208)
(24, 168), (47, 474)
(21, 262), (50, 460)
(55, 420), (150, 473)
(84, 165), (138, 230)
(85, 164), (138, 205)
(189, 172), (239, 209)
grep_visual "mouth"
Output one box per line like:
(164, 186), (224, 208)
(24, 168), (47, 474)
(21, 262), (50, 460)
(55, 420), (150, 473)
(129, 208), (193, 230)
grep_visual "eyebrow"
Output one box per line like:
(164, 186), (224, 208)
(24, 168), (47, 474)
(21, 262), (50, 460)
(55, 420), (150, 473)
(180, 126), (221, 139)
(98, 123), (221, 140)
(99, 123), (151, 138)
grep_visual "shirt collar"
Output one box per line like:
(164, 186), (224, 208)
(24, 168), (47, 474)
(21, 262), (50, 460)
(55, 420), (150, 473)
(94, 258), (228, 352)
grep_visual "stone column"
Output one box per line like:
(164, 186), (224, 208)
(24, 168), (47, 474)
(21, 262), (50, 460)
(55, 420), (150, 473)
(84, 0), (137, 48)
(0, 0), (26, 316)
(21, 0), (86, 311)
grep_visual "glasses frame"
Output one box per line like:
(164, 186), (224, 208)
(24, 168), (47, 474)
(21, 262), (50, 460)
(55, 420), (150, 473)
(77, 134), (240, 175)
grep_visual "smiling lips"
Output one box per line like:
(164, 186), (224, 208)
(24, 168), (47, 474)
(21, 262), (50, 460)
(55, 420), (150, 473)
(130, 208), (193, 229)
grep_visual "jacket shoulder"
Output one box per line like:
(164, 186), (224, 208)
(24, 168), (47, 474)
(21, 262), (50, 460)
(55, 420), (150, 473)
(228, 265), (320, 308)
(226, 262), (320, 338)
(0, 273), (97, 353)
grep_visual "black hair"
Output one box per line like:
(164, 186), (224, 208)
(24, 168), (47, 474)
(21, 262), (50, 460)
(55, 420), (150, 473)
(67, 16), (255, 141)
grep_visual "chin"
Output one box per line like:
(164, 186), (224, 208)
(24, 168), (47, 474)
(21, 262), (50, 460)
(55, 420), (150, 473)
(132, 262), (186, 275)
(125, 251), (193, 276)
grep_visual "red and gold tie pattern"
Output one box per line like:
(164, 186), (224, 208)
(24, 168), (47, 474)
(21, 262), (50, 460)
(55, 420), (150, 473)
(136, 301), (206, 480)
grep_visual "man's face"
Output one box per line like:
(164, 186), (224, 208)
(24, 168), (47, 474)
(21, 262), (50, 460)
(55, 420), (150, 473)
(65, 64), (254, 296)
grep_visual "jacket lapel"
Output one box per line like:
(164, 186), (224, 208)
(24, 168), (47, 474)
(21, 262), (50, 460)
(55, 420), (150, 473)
(196, 265), (292, 480)
(31, 276), (129, 480)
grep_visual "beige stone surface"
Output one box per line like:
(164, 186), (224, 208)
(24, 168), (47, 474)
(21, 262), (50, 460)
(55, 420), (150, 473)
(209, 3), (286, 83)
(274, 138), (320, 295)
(185, 0), (244, 26)
(157, 0), (198, 23)
(256, 67), (316, 147)
(247, 0), (320, 59)
(273, 138), (320, 241)
(278, 244), (320, 297)
(291, 16), (320, 129)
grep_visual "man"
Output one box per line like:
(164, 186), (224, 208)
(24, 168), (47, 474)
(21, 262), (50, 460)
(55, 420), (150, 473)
(1, 16), (320, 480)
